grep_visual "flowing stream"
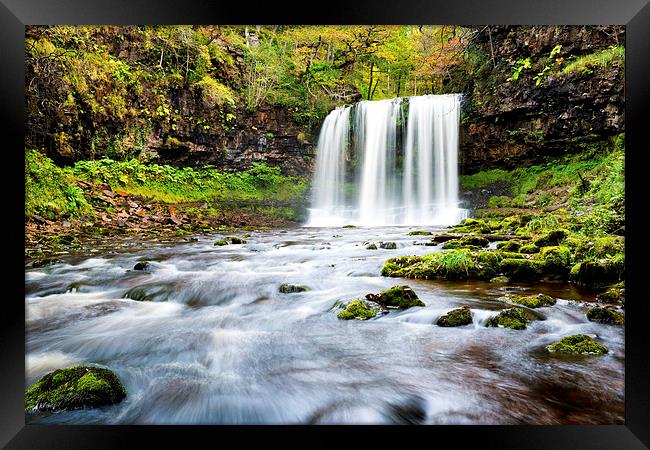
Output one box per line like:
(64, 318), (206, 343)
(25, 227), (624, 424)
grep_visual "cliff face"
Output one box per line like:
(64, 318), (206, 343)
(456, 25), (625, 174)
(25, 26), (315, 176)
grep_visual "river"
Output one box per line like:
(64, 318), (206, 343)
(25, 226), (624, 424)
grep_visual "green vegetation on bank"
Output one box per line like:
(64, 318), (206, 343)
(460, 134), (624, 235)
(25, 149), (92, 219)
(384, 135), (624, 291)
(25, 148), (308, 221)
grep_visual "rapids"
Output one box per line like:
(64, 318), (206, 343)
(25, 227), (624, 424)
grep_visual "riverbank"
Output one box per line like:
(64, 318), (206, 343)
(25, 149), (309, 263)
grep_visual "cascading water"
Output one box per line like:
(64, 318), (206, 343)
(307, 94), (468, 227)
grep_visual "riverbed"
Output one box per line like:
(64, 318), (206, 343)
(24, 226), (624, 424)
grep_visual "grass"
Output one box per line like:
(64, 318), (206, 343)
(67, 158), (308, 204)
(559, 46), (624, 76)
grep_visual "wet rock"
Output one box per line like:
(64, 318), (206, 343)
(133, 261), (150, 271)
(486, 307), (531, 330)
(379, 242), (397, 249)
(586, 306), (624, 325)
(366, 285), (425, 309)
(279, 283), (310, 294)
(25, 366), (127, 412)
(436, 306), (473, 327)
(366, 243), (378, 250)
(337, 300), (377, 320)
(546, 334), (608, 355)
(506, 293), (556, 308)
(214, 239), (229, 246)
(342, 224), (356, 228)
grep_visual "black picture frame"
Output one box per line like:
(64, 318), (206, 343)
(3, 0), (649, 447)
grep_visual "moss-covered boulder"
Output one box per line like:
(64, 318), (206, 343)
(279, 283), (310, 294)
(214, 239), (229, 246)
(597, 281), (625, 304)
(337, 300), (377, 320)
(546, 335), (608, 355)
(436, 306), (472, 327)
(408, 230), (432, 236)
(382, 250), (502, 281)
(586, 306), (625, 325)
(533, 229), (568, 247)
(569, 255), (624, 287)
(519, 243), (540, 254)
(379, 241), (397, 250)
(499, 258), (544, 281)
(342, 224), (356, 228)
(490, 276), (510, 284)
(225, 236), (246, 244)
(537, 245), (572, 279)
(442, 235), (490, 250)
(507, 293), (556, 308)
(367, 285), (425, 309)
(486, 307), (530, 330)
(25, 366), (127, 412)
(366, 243), (378, 250)
(496, 240), (522, 252)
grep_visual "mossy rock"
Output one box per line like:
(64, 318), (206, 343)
(242, 233), (252, 238)
(225, 236), (246, 244)
(133, 261), (150, 271)
(279, 283), (310, 294)
(337, 300), (377, 320)
(342, 224), (356, 228)
(25, 366), (127, 412)
(499, 258), (544, 281)
(381, 250), (502, 281)
(486, 307), (530, 330)
(379, 241), (397, 249)
(214, 239), (229, 246)
(546, 334), (608, 355)
(373, 285), (424, 308)
(408, 230), (432, 236)
(443, 235), (489, 250)
(569, 255), (624, 288)
(533, 229), (568, 247)
(586, 306), (624, 325)
(474, 251), (502, 279)
(597, 282), (625, 304)
(436, 306), (472, 327)
(507, 293), (556, 308)
(490, 276), (511, 284)
(537, 245), (572, 279)
(519, 243), (540, 254)
(496, 240), (522, 252)
(366, 243), (378, 250)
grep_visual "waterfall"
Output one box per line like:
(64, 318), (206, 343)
(307, 94), (468, 227)
(307, 106), (351, 227)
